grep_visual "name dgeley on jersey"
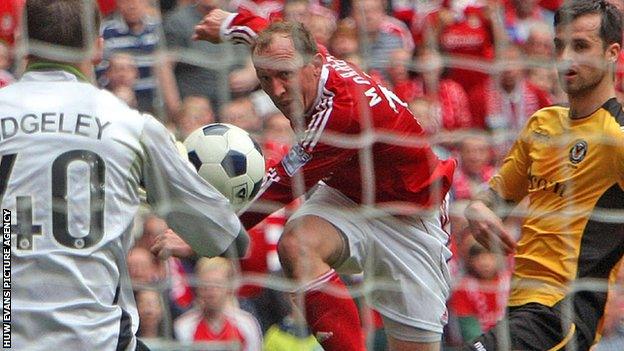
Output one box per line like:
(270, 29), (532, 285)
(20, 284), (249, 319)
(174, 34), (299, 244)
(0, 112), (111, 141)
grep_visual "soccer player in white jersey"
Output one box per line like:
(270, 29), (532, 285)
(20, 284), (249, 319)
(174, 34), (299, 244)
(0, 1), (249, 350)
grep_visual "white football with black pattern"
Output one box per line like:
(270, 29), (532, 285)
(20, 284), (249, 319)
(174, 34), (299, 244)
(184, 123), (265, 209)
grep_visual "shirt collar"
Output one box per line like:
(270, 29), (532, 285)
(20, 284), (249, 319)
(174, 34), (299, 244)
(306, 63), (330, 117)
(22, 62), (90, 83)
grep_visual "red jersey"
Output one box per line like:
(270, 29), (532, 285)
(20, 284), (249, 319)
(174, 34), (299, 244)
(409, 78), (474, 132)
(448, 275), (510, 332)
(452, 165), (496, 201)
(175, 307), (262, 350)
(222, 11), (456, 229)
(193, 317), (246, 345)
(469, 79), (553, 130)
(438, 5), (495, 92)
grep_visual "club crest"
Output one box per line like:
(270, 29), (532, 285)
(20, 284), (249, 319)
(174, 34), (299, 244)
(569, 140), (587, 164)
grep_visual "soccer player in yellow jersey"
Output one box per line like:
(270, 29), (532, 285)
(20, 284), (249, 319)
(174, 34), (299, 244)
(463, 1), (624, 350)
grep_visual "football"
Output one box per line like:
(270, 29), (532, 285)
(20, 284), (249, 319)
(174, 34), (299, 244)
(184, 123), (265, 210)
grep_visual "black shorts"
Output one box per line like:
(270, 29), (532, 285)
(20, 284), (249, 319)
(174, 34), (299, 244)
(463, 292), (606, 351)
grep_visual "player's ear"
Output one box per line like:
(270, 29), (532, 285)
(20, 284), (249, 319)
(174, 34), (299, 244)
(311, 53), (323, 75)
(91, 37), (104, 65)
(607, 42), (620, 62)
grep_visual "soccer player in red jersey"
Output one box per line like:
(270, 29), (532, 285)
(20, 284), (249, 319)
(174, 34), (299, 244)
(193, 9), (456, 351)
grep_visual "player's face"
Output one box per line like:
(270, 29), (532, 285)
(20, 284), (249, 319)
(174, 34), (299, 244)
(554, 13), (619, 96)
(254, 35), (321, 122)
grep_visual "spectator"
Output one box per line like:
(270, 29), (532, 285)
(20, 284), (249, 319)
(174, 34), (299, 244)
(98, 0), (180, 115)
(469, 45), (553, 148)
(437, 1), (500, 93)
(105, 53), (139, 91)
(304, 4), (337, 47)
(452, 133), (496, 201)
(148, 210), (293, 334)
(0, 39), (12, 70)
(174, 257), (263, 350)
(386, 48), (419, 101)
(0, 41), (14, 88)
(448, 243), (510, 343)
(523, 21), (555, 59)
(447, 133), (495, 238)
(105, 53), (140, 107)
(264, 311), (323, 351)
(262, 111), (294, 147)
(408, 48), (473, 133)
(283, 0), (308, 23)
(504, 0), (554, 45)
(526, 66), (561, 99)
(328, 20), (360, 62)
(176, 95), (216, 138)
(351, 0), (414, 79)
(220, 97), (263, 136)
(404, 1), (448, 50)
(407, 98), (439, 136)
(164, 0), (257, 113)
(128, 247), (162, 286)
(135, 289), (166, 339)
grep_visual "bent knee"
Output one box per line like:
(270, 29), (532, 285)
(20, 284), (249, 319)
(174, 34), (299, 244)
(277, 217), (345, 277)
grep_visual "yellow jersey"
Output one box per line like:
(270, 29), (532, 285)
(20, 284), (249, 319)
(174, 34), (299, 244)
(489, 97), (624, 307)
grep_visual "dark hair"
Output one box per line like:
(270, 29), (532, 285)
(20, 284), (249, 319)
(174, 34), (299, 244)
(25, 0), (101, 50)
(554, 0), (623, 47)
(253, 21), (318, 63)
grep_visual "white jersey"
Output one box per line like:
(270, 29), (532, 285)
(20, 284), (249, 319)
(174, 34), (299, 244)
(0, 69), (242, 350)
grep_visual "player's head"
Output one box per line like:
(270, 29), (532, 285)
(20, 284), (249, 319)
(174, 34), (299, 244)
(24, 0), (103, 64)
(252, 21), (322, 121)
(553, 0), (622, 96)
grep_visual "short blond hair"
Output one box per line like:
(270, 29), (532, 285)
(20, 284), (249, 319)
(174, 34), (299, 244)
(195, 257), (234, 279)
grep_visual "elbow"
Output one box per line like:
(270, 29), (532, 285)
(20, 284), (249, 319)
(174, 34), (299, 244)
(225, 227), (250, 258)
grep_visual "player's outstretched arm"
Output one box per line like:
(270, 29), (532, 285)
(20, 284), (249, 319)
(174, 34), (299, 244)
(140, 116), (249, 258)
(151, 228), (249, 260)
(193, 8), (268, 46)
(464, 188), (517, 254)
(192, 8), (232, 43)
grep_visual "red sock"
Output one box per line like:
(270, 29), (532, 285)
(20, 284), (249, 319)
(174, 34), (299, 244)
(302, 269), (365, 351)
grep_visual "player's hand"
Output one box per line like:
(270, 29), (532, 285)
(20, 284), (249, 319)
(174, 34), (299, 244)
(151, 229), (196, 260)
(464, 200), (516, 254)
(193, 8), (234, 43)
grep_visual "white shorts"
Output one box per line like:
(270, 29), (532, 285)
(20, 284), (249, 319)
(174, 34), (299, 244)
(288, 184), (452, 334)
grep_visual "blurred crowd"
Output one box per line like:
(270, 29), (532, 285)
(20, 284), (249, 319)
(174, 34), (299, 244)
(2, 0), (624, 349)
